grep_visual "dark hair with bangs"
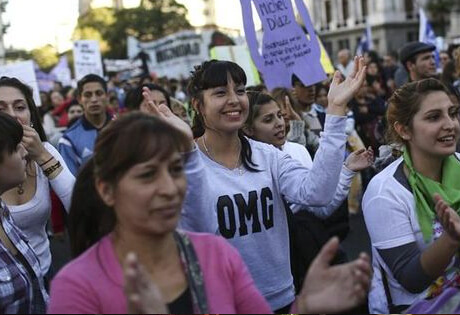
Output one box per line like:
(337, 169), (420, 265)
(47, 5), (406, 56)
(0, 77), (47, 141)
(94, 112), (188, 186)
(187, 60), (258, 172)
(0, 112), (23, 163)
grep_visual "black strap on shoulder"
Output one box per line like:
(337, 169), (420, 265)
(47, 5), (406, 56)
(381, 264), (395, 311)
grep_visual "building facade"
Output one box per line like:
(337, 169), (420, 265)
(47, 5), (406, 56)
(447, 2), (460, 44)
(304, 0), (427, 62)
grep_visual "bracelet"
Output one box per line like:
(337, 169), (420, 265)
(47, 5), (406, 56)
(43, 161), (62, 177)
(39, 156), (54, 167)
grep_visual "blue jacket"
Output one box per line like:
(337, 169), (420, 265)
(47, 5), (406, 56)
(58, 115), (110, 176)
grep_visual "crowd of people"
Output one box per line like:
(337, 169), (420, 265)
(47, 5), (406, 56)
(0, 39), (459, 314)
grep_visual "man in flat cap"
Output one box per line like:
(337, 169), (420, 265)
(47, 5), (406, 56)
(399, 41), (437, 82)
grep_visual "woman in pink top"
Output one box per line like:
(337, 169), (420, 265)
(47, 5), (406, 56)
(48, 112), (371, 314)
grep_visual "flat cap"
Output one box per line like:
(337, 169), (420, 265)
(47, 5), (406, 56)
(399, 42), (436, 64)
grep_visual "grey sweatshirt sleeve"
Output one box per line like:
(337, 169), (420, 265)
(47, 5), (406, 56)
(178, 146), (219, 234)
(303, 165), (355, 218)
(278, 115), (347, 207)
(378, 243), (434, 293)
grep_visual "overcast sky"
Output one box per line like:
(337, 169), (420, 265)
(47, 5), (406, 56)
(3, 0), (79, 52)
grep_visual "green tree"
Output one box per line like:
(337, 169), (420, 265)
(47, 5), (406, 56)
(73, 0), (191, 59)
(426, 0), (454, 36)
(31, 45), (59, 72)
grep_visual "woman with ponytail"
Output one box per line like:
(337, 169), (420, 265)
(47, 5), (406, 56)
(363, 78), (460, 313)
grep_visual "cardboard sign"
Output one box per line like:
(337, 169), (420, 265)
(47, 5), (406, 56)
(210, 45), (261, 87)
(240, 0), (326, 89)
(127, 30), (213, 78)
(73, 40), (104, 80)
(0, 60), (41, 105)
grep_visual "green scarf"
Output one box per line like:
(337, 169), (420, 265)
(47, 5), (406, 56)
(403, 149), (460, 242)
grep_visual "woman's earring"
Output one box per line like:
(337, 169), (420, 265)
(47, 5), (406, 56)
(30, 122), (34, 128)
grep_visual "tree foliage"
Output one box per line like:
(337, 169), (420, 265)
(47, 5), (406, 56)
(73, 0), (191, 59)
(31, 45), (59, 72)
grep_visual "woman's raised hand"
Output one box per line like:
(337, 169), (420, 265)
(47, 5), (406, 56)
(142, 87), (194, 150)
(124, 252), (168, 315)
(434, 194), (460, 243)
(280, 95), (302, 122)
(327, 56), (366, 116)
(345, 146), (374, 172)
(297, 237), (371, 313)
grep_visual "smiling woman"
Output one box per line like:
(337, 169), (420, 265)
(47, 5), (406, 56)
(363, 78), (460, 313)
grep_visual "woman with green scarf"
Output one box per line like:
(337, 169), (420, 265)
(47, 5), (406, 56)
(363, 78), (460, 314)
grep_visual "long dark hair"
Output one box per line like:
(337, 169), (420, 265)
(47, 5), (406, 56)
(187, 60), (258, 172)
(68, 112), (189, 256)
(0, 77), (47, 141)
(68, 158), (114, 258)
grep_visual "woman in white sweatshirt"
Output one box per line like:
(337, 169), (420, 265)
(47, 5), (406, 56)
(142, 57), (369, 312)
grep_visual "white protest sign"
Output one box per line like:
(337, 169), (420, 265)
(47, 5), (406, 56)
(73, 40), (104, 80)
(0, 60), (41, 105)
(210, 45), (261, 87)
(127, 30), (213, 78)
(51, 55), (73, 87)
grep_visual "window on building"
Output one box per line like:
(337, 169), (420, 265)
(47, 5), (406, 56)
(343, 0), (349, 22)
(324, 41), (333, 58)
(338, 39), (350, 50)
(361, 0), (368, 18)
(407, 31), (418, 42)
(203, 9), (209, 16)
(405, 0), (414, 19)
(325, 0), (332, 25)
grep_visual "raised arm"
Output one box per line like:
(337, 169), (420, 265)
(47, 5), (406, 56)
(279, 57), (367, 206)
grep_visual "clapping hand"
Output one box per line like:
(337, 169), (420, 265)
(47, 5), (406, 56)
(124, 252), (168, 315)
(297, 237), (371, 314)
(327, 56), (367, 116)
(345, 147), (374, 172)
(434, 194), (460, 243)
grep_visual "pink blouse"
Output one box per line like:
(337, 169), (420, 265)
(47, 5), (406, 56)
(47, 231), (271, 314)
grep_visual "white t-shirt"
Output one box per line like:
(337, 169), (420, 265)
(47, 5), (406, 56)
(8, 142), (75, 275)
(362, 154), (460, 313)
